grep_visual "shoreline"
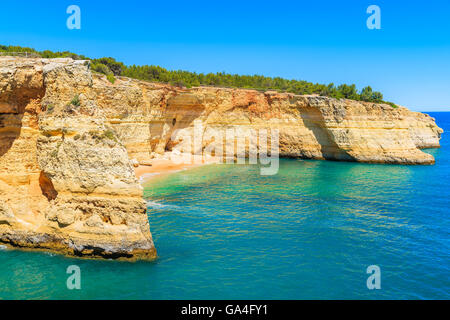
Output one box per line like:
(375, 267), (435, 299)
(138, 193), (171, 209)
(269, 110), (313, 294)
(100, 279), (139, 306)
(134, 158), (218, 183)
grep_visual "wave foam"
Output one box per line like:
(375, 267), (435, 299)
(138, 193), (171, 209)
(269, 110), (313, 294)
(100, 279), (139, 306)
(146, 200), (181, 211)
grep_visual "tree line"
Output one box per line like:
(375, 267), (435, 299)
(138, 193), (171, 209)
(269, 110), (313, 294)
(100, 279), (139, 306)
(0, 44), (395, 105)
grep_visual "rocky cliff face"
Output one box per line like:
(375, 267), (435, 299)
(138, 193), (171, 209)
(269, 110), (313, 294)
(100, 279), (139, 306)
(0, 57), (443, 259)
(92, 74), (442, 165)
(0, 57), (155, 260)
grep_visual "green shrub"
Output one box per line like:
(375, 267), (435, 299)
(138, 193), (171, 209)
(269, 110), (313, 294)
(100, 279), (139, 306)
(91, 62), (111, 75)
(93, 57), (124, 76)
(102, 129), (117, 141)
(385, 102), (399, 108)
(1, 44), (396, 106)
(88, 129), (117, 143)
(46, 104), (54, 114)
(70, 95), (80, 107)
(106, 73), (116, 84)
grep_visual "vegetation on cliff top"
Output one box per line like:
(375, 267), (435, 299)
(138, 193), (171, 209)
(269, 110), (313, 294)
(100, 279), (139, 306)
(0, 44), (396, 106)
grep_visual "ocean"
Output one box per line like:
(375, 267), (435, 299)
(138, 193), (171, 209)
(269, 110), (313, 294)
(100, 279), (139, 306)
(0, 112), (448, 299)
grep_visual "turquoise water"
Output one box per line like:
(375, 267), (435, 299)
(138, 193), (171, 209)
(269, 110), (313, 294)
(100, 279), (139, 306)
(0, 113), (449, 299)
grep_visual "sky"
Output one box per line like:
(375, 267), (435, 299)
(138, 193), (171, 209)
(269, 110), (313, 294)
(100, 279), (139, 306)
(0, 0), (449, 111)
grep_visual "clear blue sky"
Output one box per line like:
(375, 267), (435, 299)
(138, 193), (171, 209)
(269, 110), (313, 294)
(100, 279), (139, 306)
(1, 0), (449, 111)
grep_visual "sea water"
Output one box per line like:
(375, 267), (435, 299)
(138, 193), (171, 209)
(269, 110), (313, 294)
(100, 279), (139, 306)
(0, 112), (448, 299)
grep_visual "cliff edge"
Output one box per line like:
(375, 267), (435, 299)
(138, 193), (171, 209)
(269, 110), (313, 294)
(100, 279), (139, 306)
(0, 57), (443, 259)
(93, 72), (443, 165)
(0, 57), (156, 260)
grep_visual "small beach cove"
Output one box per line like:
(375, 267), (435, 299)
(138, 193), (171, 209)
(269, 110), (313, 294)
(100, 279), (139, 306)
(0, 113), (448, 299)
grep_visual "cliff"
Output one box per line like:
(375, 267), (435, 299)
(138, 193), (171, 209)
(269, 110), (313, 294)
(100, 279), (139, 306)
(0, 57), (443, 260)
(92, 72), (442, 165)
(0, 57), (155, 260)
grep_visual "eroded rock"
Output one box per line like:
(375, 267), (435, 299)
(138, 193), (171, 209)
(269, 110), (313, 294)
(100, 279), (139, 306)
(0, 56), (444, 260)
(0, 57), (156, 261)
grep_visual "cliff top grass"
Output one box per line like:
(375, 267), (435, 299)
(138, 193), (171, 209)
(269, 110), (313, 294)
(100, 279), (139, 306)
(0, 44), (397, 107)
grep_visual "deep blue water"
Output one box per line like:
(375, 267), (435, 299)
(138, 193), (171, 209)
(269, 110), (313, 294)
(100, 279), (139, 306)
(0, 112), (449, 299)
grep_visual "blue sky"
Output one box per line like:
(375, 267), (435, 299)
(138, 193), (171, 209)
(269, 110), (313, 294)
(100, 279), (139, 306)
(0, 0), (449, 111)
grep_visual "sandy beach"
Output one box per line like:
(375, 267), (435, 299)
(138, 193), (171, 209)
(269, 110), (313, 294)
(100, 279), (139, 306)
(134, 158), (218, 183)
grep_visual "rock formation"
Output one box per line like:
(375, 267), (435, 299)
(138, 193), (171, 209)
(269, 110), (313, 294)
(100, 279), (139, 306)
(0, 57), (155, 260)
(92, 73), (443, 165)
(0, 57), (443, 259)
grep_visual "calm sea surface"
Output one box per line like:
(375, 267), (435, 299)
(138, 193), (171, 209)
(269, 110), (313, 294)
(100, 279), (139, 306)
(0, 112), (449, 299)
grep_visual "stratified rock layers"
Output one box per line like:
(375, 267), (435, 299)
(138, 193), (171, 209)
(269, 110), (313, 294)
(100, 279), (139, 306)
(93, 74), (442, 165)
(0, 57), (443, 260)
(0, 57), (155, 260)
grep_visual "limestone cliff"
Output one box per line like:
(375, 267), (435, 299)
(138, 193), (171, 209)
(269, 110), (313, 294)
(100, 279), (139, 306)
(0, 57), (155, 260)
(92, 74), (442, 165)
(0, 57), (443, 260)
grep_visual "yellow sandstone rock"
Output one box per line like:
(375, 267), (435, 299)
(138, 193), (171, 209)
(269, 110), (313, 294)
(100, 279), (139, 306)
(0, 57), (443, 260)
(93, 73), (443, 165)
(0, 57), (155, 260)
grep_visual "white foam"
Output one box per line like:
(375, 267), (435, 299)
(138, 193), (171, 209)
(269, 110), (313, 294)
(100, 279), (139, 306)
(139, 172), (160, 183)
(146, 200), (180, 211)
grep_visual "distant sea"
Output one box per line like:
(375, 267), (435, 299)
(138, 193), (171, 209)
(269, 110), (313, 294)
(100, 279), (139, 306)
(0, 112), (448, 299)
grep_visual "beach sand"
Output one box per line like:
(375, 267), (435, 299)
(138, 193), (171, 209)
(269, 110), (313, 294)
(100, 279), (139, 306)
(134, 157), (220, 183)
